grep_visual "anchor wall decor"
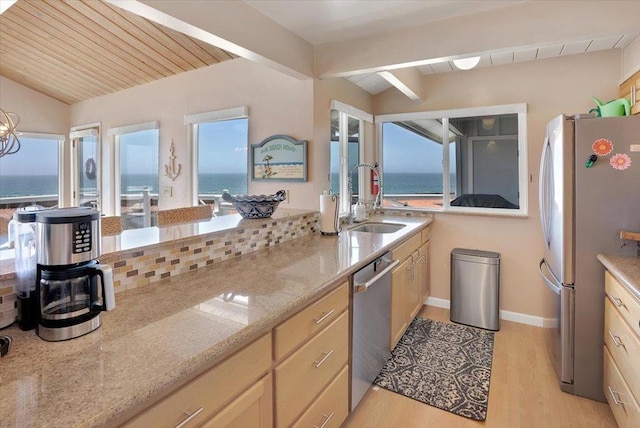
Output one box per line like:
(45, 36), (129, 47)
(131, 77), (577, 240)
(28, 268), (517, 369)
(164, 139), (182, 181)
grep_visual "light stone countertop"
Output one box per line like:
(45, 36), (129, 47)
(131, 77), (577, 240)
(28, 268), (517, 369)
(597, 253), (640, 301)
(0, 215), (431, 428)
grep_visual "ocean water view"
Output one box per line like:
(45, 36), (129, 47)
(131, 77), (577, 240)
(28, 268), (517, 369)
(0, 173), (249, 198)
(331, 172), (456, 195)
(1, 172), (453, 199)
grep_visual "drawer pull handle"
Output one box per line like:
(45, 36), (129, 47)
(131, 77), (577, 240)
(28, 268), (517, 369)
(176, 407), (204, 428)
(609, 295), (625, 308)
(314, 412), (335, 428)
(607, 386), (627, 406)
(314, 309), (335, 325)
(313, 349), (334, 368)
(608, 331), (624, 348)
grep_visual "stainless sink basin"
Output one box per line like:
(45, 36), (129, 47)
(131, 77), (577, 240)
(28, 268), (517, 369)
(349, 222), (405, 234)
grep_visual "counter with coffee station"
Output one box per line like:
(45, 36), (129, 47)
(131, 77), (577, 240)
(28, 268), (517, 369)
(0, 208), (432, 427)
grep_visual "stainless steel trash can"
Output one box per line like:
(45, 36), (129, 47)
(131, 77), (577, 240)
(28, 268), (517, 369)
(450, 248), (500, 331)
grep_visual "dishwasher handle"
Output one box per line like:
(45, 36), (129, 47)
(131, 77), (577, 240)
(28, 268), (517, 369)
(354, 259), (400, 293)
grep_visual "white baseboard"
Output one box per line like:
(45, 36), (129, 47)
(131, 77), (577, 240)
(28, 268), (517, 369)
(426, 297), (450, 309)
(425, 297), (558, 328)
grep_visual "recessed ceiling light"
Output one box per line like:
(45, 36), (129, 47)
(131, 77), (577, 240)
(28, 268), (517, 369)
(453, 56), (481, 70)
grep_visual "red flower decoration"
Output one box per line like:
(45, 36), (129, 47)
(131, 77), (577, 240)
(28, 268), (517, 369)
(610, 153), (632, 171)
(592, 139), (613, 156)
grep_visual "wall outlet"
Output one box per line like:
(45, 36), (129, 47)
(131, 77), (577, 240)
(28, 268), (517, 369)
(162, 186), (173, 197)
(283, 189), (290, 204)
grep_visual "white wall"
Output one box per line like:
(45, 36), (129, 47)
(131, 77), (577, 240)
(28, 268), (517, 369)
(70, 58), (315, 215)
(373, 49), (622, 319)
(622, 34), (640, 82)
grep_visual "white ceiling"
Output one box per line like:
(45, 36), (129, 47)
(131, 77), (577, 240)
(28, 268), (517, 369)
(243, 0), (638, 95)
(244, 0), (521, 45)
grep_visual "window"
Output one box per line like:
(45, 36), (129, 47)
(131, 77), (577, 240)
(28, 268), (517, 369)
(70, 124), (100, 210)
(382, 122), (455, 210)
(110, 122), (159, 229)
(0, 133), (63, 246)
(187, 107), (248, 216)
(329, 101), (373, 214)
(378, 104), (528, 215)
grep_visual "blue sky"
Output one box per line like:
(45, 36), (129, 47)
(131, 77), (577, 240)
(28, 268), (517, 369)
(198, 118), (248, 174)
(383, 123), (448, 173)
(0, 137), (59, 175)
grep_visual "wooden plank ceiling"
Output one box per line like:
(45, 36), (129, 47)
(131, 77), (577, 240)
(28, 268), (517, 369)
(0, 0), (237, 105)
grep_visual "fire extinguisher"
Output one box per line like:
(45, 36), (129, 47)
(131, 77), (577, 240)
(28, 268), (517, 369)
(371, 170), (379, 195)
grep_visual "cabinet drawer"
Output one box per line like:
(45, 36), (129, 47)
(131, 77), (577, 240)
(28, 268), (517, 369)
(605, 271), (640, 337)
(421, 225), (431, 244)
(124, 333), (272, 428)
(274, 282), (348, 360)
(292, 365), (349, 428)
(201, 373), (272, 428)
(603, 346), (640, 428)
(605, 298), (640, 402)
(275, 311), (349, 428)
(393, 233), (421, 262)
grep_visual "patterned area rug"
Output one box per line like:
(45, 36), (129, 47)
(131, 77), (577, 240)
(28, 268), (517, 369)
(374, 318), (495, 421)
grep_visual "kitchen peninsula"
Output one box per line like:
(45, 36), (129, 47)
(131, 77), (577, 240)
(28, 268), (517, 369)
(0, 212), (431, 427)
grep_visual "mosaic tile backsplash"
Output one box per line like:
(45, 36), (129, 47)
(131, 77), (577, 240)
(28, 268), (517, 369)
(0, 212), (319, 328)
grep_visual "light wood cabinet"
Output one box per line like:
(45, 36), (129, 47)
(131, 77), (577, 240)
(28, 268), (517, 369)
(418, 241), (431, 302)
(123, 333), (272, 428)
(201, 374), (272, 428)
(291, 365), (349, 428)
(390, 226), (431, 350)
(274, 282), (348, 360)
(391, 256), (412, 349)
(603, 347), (640, 428)
(619, 69), (640, 115)
(603, 271), (640, 428)
(274, 311), (349, 427)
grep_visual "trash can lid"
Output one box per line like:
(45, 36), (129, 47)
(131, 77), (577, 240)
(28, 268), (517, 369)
(451, 248), (501, 264)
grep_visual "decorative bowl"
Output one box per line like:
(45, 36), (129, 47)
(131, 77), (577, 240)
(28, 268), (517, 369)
(222, 190), (287, 219)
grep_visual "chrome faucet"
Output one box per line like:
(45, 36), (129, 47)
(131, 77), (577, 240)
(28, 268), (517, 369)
(348, 163), (383, 224)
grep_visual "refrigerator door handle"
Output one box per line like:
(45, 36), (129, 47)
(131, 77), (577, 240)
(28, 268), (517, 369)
(539, 258), (563, 295)
(539, 136), (553, 247)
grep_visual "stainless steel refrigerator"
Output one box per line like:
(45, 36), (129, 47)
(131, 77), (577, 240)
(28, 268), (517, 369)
(538, 114), (640, 402)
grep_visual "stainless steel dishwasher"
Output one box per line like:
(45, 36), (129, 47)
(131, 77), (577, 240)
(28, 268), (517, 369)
(351, 251), (399, 411)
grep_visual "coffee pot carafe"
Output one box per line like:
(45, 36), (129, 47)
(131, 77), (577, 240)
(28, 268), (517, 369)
(35, 208), (115, 341)
(11, 208), (44, 330)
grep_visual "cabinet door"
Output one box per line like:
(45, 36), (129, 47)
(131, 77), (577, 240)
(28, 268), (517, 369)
(407, 250), (422, 320)
(419, 241), (430, 302)
(202, 374), (272, 428)
(124, 334), (271, 428)
(275, 312), (349, 428)
(391, 257), (412, 350)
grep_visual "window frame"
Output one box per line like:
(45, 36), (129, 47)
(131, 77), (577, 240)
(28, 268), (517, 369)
(330, 100), (373, 215)
(0, 132), (65, 208)
(70, 123), (101, 210)
(376, 103), (528, 216)
(107, 121), (159, 218)
(185, 106), (249, 207)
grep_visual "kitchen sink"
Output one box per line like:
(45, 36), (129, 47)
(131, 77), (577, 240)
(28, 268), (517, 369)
(349, 222), (405, 234)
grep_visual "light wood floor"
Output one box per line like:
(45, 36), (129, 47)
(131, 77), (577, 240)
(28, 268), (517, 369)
(345, 306), (616, 428)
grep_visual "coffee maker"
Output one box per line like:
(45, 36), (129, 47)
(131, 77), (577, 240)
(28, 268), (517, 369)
(35, 208), (115, 341)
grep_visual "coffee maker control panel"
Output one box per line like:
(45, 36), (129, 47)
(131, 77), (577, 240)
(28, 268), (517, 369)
(73, 221), (93, 254)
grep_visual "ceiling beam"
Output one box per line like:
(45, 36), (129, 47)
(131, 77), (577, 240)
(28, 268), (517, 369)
(377, 67), (424, 102)
(109, 0), (315, 80)
(315, 1), (640, 78)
